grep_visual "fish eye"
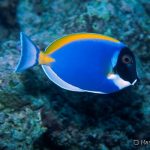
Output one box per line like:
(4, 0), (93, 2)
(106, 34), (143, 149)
(122, 55), (133, 64)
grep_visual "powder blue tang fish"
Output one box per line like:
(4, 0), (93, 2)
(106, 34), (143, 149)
(15, 33), (139, 94)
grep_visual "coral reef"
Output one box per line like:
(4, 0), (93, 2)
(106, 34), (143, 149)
(0, 0), (149, 149)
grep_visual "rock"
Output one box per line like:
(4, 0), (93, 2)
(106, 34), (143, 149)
(0, 0), (19, 40)
(0, 112), (6, 124)
(11, 130), (25, 141)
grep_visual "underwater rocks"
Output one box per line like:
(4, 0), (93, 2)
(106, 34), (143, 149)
(0, 32), (46, 149)
(0, 0), (149, 149)
(0, 0), (19, 40)
(0, 108), (45, 150)
(34, 89), (146, 150)
(0, 0), (18, 27)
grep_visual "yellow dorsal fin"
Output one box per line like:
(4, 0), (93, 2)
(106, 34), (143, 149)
(39, 52), (55, 65)
(44, 33), (120, 55)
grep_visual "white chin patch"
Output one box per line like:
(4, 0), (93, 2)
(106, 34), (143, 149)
(107, 74), (131, 89)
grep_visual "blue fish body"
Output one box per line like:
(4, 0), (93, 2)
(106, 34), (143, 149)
(44, 39), (124, 93)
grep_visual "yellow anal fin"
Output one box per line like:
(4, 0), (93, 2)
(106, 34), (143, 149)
(39, 52), (55, 65)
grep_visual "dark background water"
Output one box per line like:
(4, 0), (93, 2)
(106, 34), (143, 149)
(0, 0), (150, 150)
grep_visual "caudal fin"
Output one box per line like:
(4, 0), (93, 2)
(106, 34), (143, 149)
(15, 32), (54, 72)
(15, 32), (40, 72)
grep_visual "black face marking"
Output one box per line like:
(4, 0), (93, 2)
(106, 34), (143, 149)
(113, 47), (138, 84)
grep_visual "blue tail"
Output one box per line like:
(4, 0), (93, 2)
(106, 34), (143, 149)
(15, 32), (40, 72)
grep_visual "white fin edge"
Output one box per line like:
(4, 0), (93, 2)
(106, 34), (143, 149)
(132, 79), (137, 85)
(42, 65), (106, 94)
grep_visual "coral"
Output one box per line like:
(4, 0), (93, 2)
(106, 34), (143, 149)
(0, 108), (45, 149)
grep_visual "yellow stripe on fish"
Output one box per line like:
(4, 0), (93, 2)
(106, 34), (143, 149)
(44, 33), (119, 55)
